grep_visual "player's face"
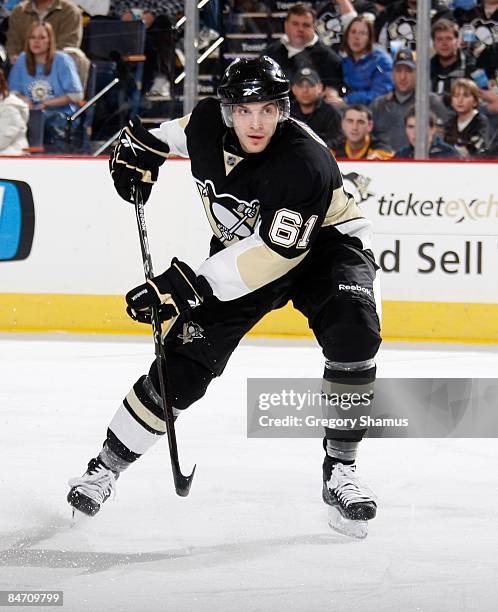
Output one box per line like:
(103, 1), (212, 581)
(393, 64), (416, 94)
(342, 110), (372, 143)
(405, 118), (435, 147)
(434, 31), (459, 59)
(284, 13), (315, 47)
(291, 80), (323, 105)
(232, 102), (280, 153)
(451, 88), (477, 115)
(28, 25), (50, 56)
(347, 21), (370, 55)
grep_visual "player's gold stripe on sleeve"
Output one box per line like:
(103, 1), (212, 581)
(323, 187), (364, 227)
(237, 243), (307, 291)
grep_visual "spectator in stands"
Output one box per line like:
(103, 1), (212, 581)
(326, 15), (393, 107)
(479, 86), (498, 112)
(109, 0), (183, 21)
(444, 77), (490, 156)
(263, 3), (344, 93)
(6, 0), (83, 64)
(475, 40), (498, 85)
(110, 0), (218, 34)
(480, 124), (498, 157)
(0, 65), (29, 154)
(8, 21), (83, 147)
(453, 0), (498, 60)
(375, 0), (453, 53)
(76, 0), (110, 17)
(141, 10), (175, 97)
(290, 66), (342, 148)
(372, 48), (450, 151)
(395, 108), (461, 158)
(1, 1), (22, 49)
(430, 19), (475, 103)
(334, 103), (394, 158)
(315, 0), (378, 51)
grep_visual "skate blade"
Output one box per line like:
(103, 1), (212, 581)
(327, 506), (368, 539)
(70, 507), (92, 527)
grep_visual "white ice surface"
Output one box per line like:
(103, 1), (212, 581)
(1, 334), (498, 612)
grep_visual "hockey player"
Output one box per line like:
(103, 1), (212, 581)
(67, 56), (381, 538)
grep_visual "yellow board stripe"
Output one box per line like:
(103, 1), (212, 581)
(1, 293), (498, 343)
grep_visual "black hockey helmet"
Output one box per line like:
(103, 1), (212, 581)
(218, 56), (290, 126)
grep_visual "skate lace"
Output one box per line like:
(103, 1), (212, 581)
(68, 465), (117, 505)
(328, 464), (375, 507)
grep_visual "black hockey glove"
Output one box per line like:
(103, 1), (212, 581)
(125, 258), (213, 324)
(110, 118), (170, 204)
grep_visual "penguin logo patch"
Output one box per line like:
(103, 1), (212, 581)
(178, 322), (205, 344)
(388, 17), (416, 46)
(471, 19), (498, 48)
(342, 172), (374, 205)
(195, 179), (260, 244)
(316, 10), (343, 46)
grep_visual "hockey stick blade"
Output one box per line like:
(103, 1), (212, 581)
(174, 463), (196, 497)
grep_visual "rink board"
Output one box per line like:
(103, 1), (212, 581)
(1, 294), (498, 343)
(1, 157), (497, 342)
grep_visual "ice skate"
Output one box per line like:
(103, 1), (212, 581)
(322, 463), (376, 539)
(67, 457), (118, 518)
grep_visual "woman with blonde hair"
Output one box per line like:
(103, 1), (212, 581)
(0, 67), (29, 155)
(8, 21), (83, 148)
(444, 78), (490, 158)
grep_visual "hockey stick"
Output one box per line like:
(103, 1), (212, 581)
(133, 186), (196, 496)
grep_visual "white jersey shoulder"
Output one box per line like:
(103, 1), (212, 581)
(149, 114), (190, 158)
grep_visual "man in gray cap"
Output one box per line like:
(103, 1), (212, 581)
(290, 67), (342, 149)
(370, 48), (449, 151)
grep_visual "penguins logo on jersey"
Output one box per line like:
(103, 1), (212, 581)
(195, 179), (260, 245)
(342, 172), (374, 205)
(178, 322), (204, 344)
(471, 19), (498, 49)
(388, 17), (416, 47)
(316, 10), (342, 46)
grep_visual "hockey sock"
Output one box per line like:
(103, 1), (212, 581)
(321, 360), (376, 481)
(105, 375), (181, 467)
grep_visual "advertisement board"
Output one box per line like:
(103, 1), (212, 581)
(0, 157), (497, 341)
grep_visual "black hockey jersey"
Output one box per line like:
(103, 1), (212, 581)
(151, 98), (370, 301)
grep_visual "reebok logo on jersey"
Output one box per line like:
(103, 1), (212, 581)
(242, 86), (261, 96)
(338, 283), (372, 296)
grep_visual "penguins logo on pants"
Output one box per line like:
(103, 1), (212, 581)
(178, 322), (205, 344)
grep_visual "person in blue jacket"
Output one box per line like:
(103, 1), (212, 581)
(326, 15), (393, 107)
